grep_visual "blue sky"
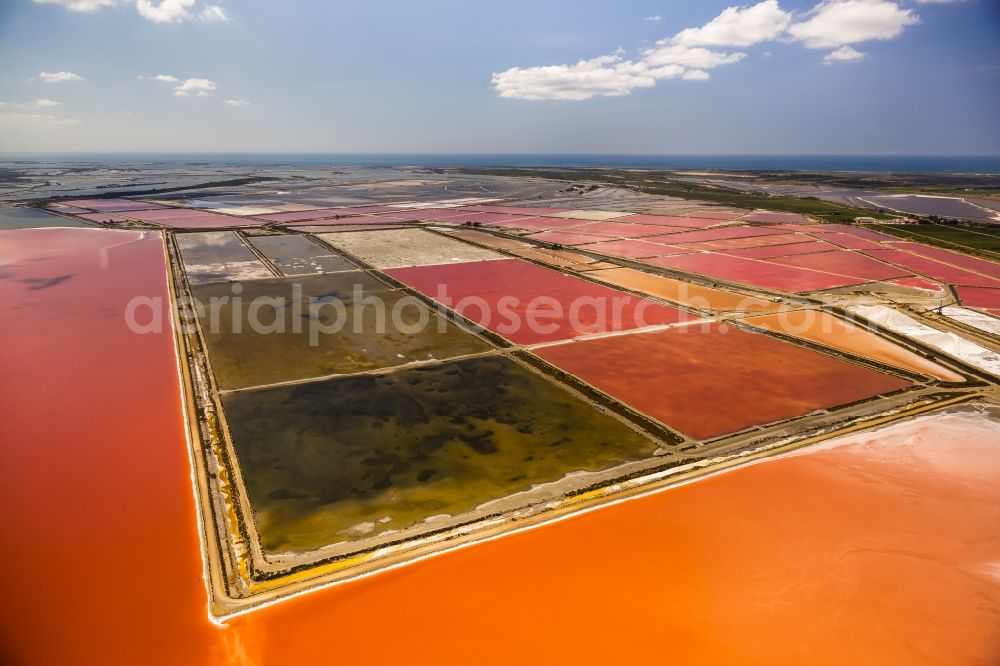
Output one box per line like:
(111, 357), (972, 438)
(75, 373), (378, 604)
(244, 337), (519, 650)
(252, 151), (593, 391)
(0, 0), (997, 154)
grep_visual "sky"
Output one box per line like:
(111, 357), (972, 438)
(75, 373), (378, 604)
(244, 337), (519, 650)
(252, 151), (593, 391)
(0, 0), (998, 154)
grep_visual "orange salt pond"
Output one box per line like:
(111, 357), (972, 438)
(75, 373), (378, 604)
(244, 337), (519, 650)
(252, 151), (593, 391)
(508, 246), (603, 269)
(533, 324), (912, 439)
(226, 407), (1000, 665)
(745, 309), (965, 382)
(589, 266), (784, 313)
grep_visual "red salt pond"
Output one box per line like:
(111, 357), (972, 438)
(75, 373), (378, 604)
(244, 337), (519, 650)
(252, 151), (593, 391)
(525, 230), (609, 245)
(765, 250), (911, 282)
(578, 239), (676, 259)
(614, 214), (718, 228)
(721, 240), (836, 259)
(645, 226), (786, 245)
(462, 205), (570, 215)
(958, 286), (1000, 309)
(383, 207), (471, 222)
(385, 258), (688, 344)
(645, 252), (866, 292)
(114, 208), (259, 229)
(559, 221), (673, 238)
(117, 207), (213, 220)
(807, 232), (887, 251)
(863, 249), (1000, 288)
(155, 215), (261, 229)
(636, 247), (703, 262)
(73, 211), (133, 224)
(768, 223), (826, 233)
(816, 224), (897, 241)
(482, 216), (588, 231)
(533, 323), (911, 439)
(1, 229), (996, 664)
(0, 228), (220, 664)
(885, 242), (1000, 278)
(681, 232), (812, 252)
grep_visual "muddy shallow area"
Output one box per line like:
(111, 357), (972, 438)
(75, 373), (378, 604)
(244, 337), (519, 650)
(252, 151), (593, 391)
(191, 272), (492, 390)
(319, 228), (504, 269)
(246, 234), (358, 275)
(176, 231), (273, 283)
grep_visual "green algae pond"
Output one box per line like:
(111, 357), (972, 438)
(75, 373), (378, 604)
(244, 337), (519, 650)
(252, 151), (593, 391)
(221, 356), (660, 554)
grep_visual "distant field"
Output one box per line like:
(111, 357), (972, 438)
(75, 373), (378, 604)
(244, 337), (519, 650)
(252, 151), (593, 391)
(883, 187), (1000, 201)
(637, 181), (894, 224)
(863, 223), (1000, 257)
(455, 167), (894, 224)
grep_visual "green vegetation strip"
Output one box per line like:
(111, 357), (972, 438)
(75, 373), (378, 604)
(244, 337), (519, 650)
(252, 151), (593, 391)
(862, 223), (1000, 259)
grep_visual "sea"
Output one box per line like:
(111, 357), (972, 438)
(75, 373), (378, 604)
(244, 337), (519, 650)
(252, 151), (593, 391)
(2, 153), (999, 174)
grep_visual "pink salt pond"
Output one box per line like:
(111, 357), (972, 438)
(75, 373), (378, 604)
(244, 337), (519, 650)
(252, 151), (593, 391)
(765, 250), (911, 282)
(646, 252), (867, 292)
(385, 258), (690, 345)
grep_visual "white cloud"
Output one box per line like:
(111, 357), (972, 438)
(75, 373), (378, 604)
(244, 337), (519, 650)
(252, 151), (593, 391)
(823, 45), (866, 62)
(683, 69), (711, 81)
(788, 0), (918, 49)
(0, 99), (62, 110)
(492, 0), (929, 101)
(642, 43), (747, 69)
(35, 0), (234, 23)
(491, 42), (747, 101)
(492, 52), (657, 101)
(0, 113), (81, 126)
(672, 0), (791, 47)
(145, 74), (216, 96)
(223, 99), (250, 107)
(32, 0), (124, 11)
(644, 64), (687, 79)
(199, 5), (229, 21)
(39, 71), (84, 83)
(644, 15), (662, 22)
(136, 0), (195, 23)
(491, 3), (759, 100)
(174, 78), (216, 96)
